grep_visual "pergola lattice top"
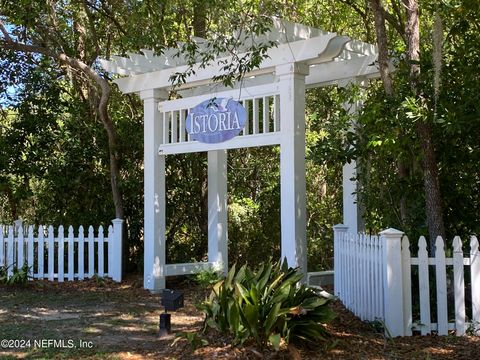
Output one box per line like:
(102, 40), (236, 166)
(100, 18), (380, 94)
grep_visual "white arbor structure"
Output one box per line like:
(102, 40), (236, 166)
(101, 19), (381, 291)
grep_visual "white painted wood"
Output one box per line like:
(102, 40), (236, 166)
(333, 224), (348, 298)
(7, 226), (14, 277)
(141, 89), (168, 290)
(171, 110), (178, 143)
(435, 236), (448, 335)
(158, 132), (282, 156)
(98, 226), (104, 277)
(401, 236), (412, 335)
(278, 63), (308, 276)
(38, 226), (45, 278)
(452, 236), (466, 335)
(109, 219), (124, 282)
(0, 227), (4, 267)
(88, 225), (95, 277)
(17, 226), (24, 268)
(58, 225), (64, 282)
(380, 228), (405, 337)
(263, 96), (270, 133)
(273, 95), (280, 132)
(78, 225), (85, 280)
(27, 226), (34, 276)
(112, 33), (341, 93)
(342, 161), (359, 233)
(48, 225), (54, 281)
(470, 236), (480, 335)
(241, 100), (249, 135)
(179, 109), (186, 142)
(67, 226), (74, 281)
(164, 262), (217, 276)
(162, 112), (169, 144)
(252, 98), (260, 134)
(418, 236), (431, 335)
(208, 150), (228, 275)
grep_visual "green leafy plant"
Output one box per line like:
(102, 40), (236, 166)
(1, 263), (31, 286)
(200, 260), (334, 350)
(193, 268), (223, 289)
(171, 332), (209, 350)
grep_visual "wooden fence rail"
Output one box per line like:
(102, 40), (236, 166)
(0, 219), (123, 282)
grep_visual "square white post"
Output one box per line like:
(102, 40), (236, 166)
(341, 89), (365, 233)
(276, 63), (308, 274)
(141, 89), (168, 291)
(333, 224), (349, 298)
(208, 150), (228, 275)
(380, 228), (405, 337)
(109, 218), (124, 282)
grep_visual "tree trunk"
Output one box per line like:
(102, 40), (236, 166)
(370, 0), (394, 96)
(402, 0), (445, 247)
(0, 25), (124, 221)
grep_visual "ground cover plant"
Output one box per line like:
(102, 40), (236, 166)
(200, 261), (335, 349)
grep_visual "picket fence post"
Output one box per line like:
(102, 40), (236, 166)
(108, 219), (123, 282)
(380, 228), (405, 337)
(471, 236), (480, 335)
(333, 224), (348, 299)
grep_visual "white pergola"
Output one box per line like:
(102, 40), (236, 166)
(101, 19), (381, 291)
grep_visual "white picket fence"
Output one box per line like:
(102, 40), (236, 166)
(334, 225), (480, 337)
(0, 219), (123, 282)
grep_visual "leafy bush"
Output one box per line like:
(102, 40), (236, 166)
(192, 267), (223, 289)
(200, 261), (334, 349)
(0, 264), (31, 286)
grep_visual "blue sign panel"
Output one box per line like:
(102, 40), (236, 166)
(186, 98), (246, 144)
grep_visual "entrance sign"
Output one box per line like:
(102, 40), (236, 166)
(103, 18), (382, 292)
(186, 98), (246, 143)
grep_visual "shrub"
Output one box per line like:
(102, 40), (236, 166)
(200, 261), (334, 349)
(0, 264), (31, 286)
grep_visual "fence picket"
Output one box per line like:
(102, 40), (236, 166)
(27, 226), (34, 276)
(435, 236), (448, 335)
(78, 226), (85, 280)
(38, 226), (44, 278)
(418, 236), (431, 335)
(402, 236), (412, 335)
(471, 236), (480, 335)
(17, 226), (24, 268)
(88, 226), (95, 277)
(68, 226), (74, 281)
(453, 236), (466, 335)
(48, 225), (54, 281)
(58, 225), (65, 282)
(0, 227), (4, 267)
(98, 226), (104, 277)
(7, 226), (14, 277)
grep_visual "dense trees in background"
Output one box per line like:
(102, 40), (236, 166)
(1, 1), (479, 271)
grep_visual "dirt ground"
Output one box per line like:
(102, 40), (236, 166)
(0, 276), (479, 359)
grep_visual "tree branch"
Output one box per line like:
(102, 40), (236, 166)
(0, 23), (124, 219)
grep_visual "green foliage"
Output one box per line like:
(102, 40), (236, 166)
(0, 264), (31, 286)
(192, 268), (223, 289)
(200, 261), (334, 349)
(172, 331), (209, 349)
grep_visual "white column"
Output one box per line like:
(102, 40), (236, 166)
(380, 227), (405, 337)
(342, 160), (359, 232)
(342, 81), (366, 233)
(276, 63), (308, 274)
(141, 89), (168, 291)
(208, 150), (228, 275)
